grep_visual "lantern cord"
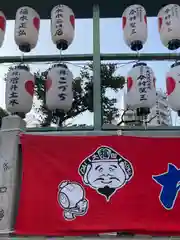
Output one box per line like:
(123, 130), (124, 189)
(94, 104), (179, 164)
(20, 54), (24, 65)
(174, 49), (178, 64)
(175, 112), (178, 126)
(142, 115), (148, 129)
(59, 49), (62, 63)
(56, 116), (60, 130)
(136, 51), (140, 63)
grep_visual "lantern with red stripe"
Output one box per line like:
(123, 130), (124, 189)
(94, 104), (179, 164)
(122, 4), (147, 51)
(0, 11), (6, 48)
(46, 64), (73, 111)
(51, 5), (75, 50)
(5, 65), (35, 115)
(158, 4), (180, 50)
(126, 62), (156, 116)
(14, 7), (40, 52)
(166, 62), (180, 115)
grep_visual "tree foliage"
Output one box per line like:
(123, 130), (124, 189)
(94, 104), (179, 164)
(35, 62), (125, 126)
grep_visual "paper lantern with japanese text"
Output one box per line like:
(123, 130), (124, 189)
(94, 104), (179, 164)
(158, 4), (180, 50)
(166, 62), (180, 115)
(126, 62), (156, 116)
(46, 64), (73, 111)
(51, 5), (75, 50)
(0, 11), (6, 48)
(122, 4), (147, 51)
(5, 65), (35, 115)
(14, 6), (40, 52)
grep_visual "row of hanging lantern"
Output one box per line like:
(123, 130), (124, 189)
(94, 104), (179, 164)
(4, 3), (180, 117)
(6, 59), (180, 119)
(122, 4), (180, 51)
(0, 4), (75, 52)
(125, 61), (180, 118)
(5, 63), (74, 115)
(123, 4), (180, 118)
(0, 4), (180, 51)
(5, 4), (75, 116)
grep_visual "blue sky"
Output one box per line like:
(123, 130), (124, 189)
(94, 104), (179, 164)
(0, 17), (178, 126)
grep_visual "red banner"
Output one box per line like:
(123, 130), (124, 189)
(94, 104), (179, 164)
(15, 134), (180, 236)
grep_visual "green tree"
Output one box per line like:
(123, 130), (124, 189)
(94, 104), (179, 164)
(34, 63), (125, 126)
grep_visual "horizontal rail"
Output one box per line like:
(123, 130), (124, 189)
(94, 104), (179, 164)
(26, 125), (180, 132)
(0, 53), (180, 64)
(25, 126), (180, 137)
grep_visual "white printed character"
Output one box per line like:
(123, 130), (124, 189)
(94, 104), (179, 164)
(57, 181), (88, 220)
(78, 146), (134, 201)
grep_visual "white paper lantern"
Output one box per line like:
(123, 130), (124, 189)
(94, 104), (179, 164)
(5, 65), (35, 114)
(126, 62), (156, 115)
(122, 4), (147, 51)
(46, 64), (73, 111)
(158, 4), (180, 50)
(14, 6), (40, 52)
(51, 4), (75, 50)
(0, 11), (6, 48)
(166, 62), (180, 115)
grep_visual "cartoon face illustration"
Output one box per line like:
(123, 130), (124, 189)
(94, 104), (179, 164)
(85, 161), (127, 188)
(57, 181), (88, 220)
(78, 146), (134, 201)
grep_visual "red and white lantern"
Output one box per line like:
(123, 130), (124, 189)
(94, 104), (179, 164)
(5, 65), (35, 114)
(166, 62), (180, 115)
(158, 4), (180, 50)
(0, 11), (6, 48)
(14, 6), (40, 52)
(122, 4), (147, 51)
(51, 4), (75, 50)
(126, 62), (156, 115)
(46, 64), (73, 111)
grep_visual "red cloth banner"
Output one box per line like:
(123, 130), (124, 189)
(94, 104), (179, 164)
(15, 134), (180, 236)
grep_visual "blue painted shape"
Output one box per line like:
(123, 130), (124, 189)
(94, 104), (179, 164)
(152, 163), (180, 210)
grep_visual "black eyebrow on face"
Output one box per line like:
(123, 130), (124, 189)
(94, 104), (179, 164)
(95, 164), (118, 170)
(95, 165), (101, 170)
(110, 165), (117, 168)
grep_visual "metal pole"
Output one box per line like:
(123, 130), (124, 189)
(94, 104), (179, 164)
(0, 53), (180, 64)
(93, 4), (101, 130)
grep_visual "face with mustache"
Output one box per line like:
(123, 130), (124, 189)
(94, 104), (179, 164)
(79, 146), (134, 201)
(86, 161), (126, 189)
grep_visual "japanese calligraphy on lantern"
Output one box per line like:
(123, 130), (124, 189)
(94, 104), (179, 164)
(53, 5), (64, 37)
(7, 69), (20, 107)
(5, 66), (35, 114)
(51, 4), (75, 50)
(46, 64), (73, 111)
(146, 67), (153, 90)
(137, 72), (148, 102)
(136, 65), (154, 101)
(17, 7), (28, 37)
(164, 7), (172, 32)
(122, 4), (147, 51)
(58, 66), (68, 101)
(128, 7), (137, 35)
(14, 6), (40, 52)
